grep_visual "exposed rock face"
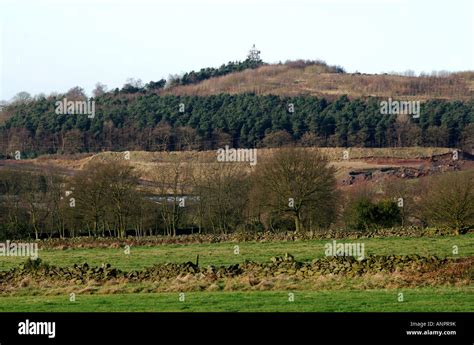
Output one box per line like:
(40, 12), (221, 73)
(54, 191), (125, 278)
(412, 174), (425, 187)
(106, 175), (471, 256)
(342, 151), (474, 185)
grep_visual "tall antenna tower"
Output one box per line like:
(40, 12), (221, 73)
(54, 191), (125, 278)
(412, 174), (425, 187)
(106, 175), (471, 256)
(247, 44), (261, 62)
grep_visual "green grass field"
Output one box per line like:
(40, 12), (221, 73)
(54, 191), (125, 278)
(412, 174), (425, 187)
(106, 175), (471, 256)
(1, 234), (472, 271)
(0, 287), (472, 312)
(1, 234), (472, 312)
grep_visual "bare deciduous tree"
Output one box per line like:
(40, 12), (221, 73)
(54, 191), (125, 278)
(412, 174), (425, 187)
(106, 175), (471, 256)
(253, 148), (338, 233)
(420, 171), (474, 234)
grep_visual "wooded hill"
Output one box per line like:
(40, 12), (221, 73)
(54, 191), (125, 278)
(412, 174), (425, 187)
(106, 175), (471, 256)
(1, 60), (473, 157)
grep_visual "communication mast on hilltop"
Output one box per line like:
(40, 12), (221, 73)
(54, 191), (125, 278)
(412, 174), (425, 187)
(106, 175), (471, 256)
(247, 44), (261, 62)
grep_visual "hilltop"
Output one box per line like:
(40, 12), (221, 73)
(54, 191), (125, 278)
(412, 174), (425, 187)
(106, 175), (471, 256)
(164, 62), (474, 101)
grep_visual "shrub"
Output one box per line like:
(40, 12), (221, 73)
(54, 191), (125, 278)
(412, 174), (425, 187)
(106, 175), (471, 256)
(348, 199), (402, 230)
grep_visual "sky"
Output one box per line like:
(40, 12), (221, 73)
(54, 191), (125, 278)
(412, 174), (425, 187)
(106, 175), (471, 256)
(0, 0), (472, 100)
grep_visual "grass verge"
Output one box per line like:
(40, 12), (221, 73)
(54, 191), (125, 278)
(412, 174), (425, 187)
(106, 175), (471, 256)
(0, 287), (471, 312)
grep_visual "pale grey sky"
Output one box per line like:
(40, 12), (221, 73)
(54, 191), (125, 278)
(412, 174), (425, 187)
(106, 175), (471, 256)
(0, 0), (472, 100)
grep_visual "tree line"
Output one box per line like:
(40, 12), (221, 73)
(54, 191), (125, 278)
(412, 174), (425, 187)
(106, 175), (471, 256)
(0, 149), (472, 240)
(1, 92), (473, 158)
(168, 58), (264, 87)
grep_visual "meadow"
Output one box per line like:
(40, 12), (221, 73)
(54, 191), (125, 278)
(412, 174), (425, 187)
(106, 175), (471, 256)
(0, 234), (472, 271)
(0, 234), (472, 312)
(0, 288), (471, 312)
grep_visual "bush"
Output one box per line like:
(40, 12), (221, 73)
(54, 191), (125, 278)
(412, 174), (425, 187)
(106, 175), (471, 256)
(348, 199), (402, 230)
